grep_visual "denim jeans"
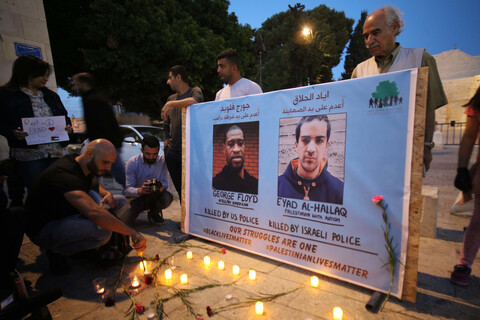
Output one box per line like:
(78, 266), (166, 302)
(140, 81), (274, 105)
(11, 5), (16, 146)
(110, 147), (126, 188)
(29, 194), (129, 256)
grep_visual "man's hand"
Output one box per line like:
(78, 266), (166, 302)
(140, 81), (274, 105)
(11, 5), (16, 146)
(132, 233), (147, 255)
(100, 192), (115, 209)
(454, 167), (472, 192)
(161, 102), (172, 121)
(13, 128), (28, 140)
(65, 124), (74, 134)
(138, 180), (152, 195)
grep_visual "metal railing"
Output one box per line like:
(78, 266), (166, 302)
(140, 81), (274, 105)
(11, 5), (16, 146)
(436, 122), (466, 145)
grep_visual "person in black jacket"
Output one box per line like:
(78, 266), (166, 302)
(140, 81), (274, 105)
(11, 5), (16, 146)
(0, 55), (72, 191)
(71, 72), (125, 187)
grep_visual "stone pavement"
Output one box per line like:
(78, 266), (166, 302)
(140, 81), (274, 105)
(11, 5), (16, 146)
(13, 145), (480, 319)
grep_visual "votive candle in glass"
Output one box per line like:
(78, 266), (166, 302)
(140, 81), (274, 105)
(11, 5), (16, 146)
(204, 256), (211, 266)
(310, 276), (319, 287)
(186, 251), (193, 260)
(218, 260), (225, 270)
(333, 307), (343, 320)
(164, 268), (172, 280)
(249, 269), (256, 280)
(180, 274), (188, 284)
(232, 265), (240, 275)
(255, 301), (264, 315)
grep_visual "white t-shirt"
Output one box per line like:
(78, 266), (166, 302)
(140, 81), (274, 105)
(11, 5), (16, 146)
(215, 78), (263, 101)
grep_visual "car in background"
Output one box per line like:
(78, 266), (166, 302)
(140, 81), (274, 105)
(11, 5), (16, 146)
(119, 125), (164, 167)
(67, 132), (89, 154)
(78, 125), (164, 166)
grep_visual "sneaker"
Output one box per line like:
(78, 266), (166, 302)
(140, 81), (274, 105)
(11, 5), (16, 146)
(147, 209), (164, 226)
(46, 250), (71, 276)
(450, 192), (474, 216)
(450, 264), (471, 286)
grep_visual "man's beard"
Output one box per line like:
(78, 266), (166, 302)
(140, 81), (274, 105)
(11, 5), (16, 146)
(145, 157), (157, 165)
(87, 156), (108, 176)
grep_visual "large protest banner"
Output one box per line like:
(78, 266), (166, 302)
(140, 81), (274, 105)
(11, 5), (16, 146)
(184, 69), (418, 298)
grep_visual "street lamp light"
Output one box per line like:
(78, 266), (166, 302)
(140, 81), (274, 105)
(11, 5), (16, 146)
(303, 27), (312, 37)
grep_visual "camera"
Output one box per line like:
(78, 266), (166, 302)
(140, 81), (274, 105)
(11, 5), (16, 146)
(148, 179), (162, 192)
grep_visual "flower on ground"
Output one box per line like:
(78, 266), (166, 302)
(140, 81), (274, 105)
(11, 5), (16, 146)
(372, 195), (383, 204)
(136, 302), (144, 314)
(206, 306), (213, 317)
(154, 254), (160, 261)
(197, 318), (204, 320)
(221, 247), (226, 254)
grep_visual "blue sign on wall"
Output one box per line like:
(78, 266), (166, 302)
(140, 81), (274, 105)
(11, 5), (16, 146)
(14, 42), (43, 59)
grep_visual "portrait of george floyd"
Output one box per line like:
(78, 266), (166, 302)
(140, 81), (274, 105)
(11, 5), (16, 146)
(212, 122), (259, 195)
(278, 114), (346, 205)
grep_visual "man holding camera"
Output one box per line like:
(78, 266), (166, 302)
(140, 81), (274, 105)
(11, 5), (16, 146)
(124, 136), (173, 226)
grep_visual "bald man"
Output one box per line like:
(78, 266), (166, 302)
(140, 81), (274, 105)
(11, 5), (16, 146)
(25, 139), (146, 275)
(352, 6), (447, 172)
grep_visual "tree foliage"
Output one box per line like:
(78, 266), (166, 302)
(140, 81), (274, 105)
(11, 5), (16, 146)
(44, 0), (257, 118)
(341, 10), (371, 79)
(256, 3), (353, 92)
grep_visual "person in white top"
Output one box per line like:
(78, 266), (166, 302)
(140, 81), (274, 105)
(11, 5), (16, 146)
(215, 49), (263, 101)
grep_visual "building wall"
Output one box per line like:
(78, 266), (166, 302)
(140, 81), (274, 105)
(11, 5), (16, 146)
(0, 0), (57, 90)
(436, 75), (480, 123)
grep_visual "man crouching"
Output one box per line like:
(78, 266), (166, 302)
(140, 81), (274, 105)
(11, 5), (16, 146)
(25, 139), (146, 275)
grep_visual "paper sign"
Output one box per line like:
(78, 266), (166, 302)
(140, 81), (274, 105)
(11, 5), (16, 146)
(22, 116), (69, 145)
(185, 69), (418, 298)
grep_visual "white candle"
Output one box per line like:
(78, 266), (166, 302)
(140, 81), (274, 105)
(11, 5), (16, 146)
(164, 269), (172, 280)
(131, 275), (140, 288)
(180, 274), (188, 284)
(218, 260), (225, 270)
(333, 307), (343, 320)
(255, 301), (264, 315)
(249, 269), (256, 280)
(310, 276), (319, 287)
(204, 256), (211, 266)
(232, 265), (240, 275)
(186, 251), (193, 260)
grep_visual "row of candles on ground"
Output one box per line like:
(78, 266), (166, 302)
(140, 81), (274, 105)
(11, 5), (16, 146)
(92, 251), (345, 318)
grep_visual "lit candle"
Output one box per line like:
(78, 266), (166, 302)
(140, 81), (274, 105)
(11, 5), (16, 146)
(249, 269), (256, 280)
(93, 278), (106, 294)
(204, 256), (211, 266)
(164, 269), (172, 280)
(180, 274), (188, 284)
(310, 276), (319, 287)
(139, 260), (151, 273)
(232, 265), (240, 275)
(255, 301), (264, 315)
(333, 307), (343, 320)
(218, 260), (225, 270)
(130, 274), (140, 288)
(186, 251), (193, 260)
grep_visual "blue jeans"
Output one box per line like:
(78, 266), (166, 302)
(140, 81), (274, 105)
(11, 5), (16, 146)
(110, 147), (126, 188)
(29, 195), (129, 256)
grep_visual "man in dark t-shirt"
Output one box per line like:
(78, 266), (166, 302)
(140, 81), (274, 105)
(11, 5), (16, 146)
(26, 139), (146, 274)
(161, 65), (204, 202)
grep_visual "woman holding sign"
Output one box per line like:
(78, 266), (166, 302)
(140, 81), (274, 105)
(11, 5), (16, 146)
(0, 55), (72, 190)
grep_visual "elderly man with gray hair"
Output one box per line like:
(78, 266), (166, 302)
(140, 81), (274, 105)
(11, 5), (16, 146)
(352, 6), (447, 172)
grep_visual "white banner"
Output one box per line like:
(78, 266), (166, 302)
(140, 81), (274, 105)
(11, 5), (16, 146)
(185, 69), (418, 297)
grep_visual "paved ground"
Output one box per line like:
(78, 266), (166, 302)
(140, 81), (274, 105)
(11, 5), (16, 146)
(11, 145), (480, 319)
